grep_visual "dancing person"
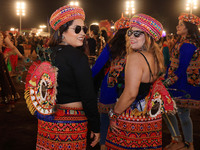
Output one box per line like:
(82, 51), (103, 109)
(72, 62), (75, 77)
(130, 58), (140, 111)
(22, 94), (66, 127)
(163, 13), (200, 150)
(4, 33), (19, 76)
(2, 32), (23, 59)
(35, 5), (100, 149)
(105, 14), (165, 149)
(0, 32), (22, 112)
(92, 16), (130, 150)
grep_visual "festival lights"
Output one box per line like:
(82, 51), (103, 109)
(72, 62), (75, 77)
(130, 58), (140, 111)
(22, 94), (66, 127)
(162, 30), (166, 37)
(10, 28), (15, 31)
(16, 2), (26, 34)
(39, 25), (47, 29)
(125, 1), (135, 18)
(91, 22), (99, 25)
(69, 1), (79, 6)
(186, 0), (198, 14)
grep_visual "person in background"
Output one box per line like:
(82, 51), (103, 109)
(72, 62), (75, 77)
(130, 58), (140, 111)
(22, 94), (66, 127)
(2, 32), (23, 59)
(163, 13), (200, 150)
(0, 32), (22, 112)
(86, 24), (100, 67)
(105, 14), (165, 149)
(3, 32), (19, 76)
(16, 35), (25, 55)
(43, 36), (50, 48)
(161, 36), (170, 70)
(87, 24), (100, 56)
(38, 36), (43, 47)
(30, 34), (37, 56)
(92, 16), (130, 150)
(98, 29), (108, 55)
(8, 33), (16, 46)
(35, 5), (100, 149)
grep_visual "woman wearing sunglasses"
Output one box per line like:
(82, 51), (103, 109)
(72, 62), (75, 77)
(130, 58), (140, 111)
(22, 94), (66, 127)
(35, 5), (100, 149)
(163, 13), (200, 150)
(105, 14), (165, 149)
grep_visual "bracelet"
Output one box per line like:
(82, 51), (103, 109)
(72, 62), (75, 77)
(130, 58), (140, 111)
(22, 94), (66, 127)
(163, 78), (173, 87)
(108, 109), (119, 120)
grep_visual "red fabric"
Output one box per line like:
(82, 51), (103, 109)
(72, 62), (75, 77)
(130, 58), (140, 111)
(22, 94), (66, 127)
(3, 48), (18, 71)
(163, 43), (168, 47)
(9, 54), (18, 70)
(148, 77), (175, 112)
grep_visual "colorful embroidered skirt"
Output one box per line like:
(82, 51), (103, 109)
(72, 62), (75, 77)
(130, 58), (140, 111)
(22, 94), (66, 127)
(105, 107), (162, 150)
(36, 106), (88, 150)
(174, 98), (200, 109)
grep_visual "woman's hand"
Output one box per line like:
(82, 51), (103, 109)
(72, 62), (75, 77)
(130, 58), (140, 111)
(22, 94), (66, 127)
(90, 131), (100, 147)
(110, 119), (120, 135)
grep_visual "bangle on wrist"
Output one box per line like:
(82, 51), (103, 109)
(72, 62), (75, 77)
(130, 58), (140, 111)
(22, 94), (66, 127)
(108, 109), (119, 120)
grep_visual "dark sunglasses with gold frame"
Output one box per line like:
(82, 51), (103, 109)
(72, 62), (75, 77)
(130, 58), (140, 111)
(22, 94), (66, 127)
(127, 30), (144, 37)
(69, 25), (88, 34)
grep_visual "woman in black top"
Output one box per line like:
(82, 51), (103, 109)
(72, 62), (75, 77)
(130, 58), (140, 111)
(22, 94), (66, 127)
(35, 5), (100, 149)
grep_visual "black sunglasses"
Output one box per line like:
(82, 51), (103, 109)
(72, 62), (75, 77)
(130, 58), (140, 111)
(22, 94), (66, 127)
(70, 25), (88, 34)
(127, 30), (144, 37)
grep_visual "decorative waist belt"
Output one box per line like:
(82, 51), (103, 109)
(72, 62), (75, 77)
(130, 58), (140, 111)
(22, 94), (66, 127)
(56, 106), (85, 116)
(36, 106), (87, 123)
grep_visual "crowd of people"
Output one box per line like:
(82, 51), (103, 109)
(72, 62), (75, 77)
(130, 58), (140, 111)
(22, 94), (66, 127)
(0, 4), (200, 150)
(0, 31), (50, 112)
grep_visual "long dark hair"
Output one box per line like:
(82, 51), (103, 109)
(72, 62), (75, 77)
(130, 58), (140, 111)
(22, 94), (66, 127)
(89, 25), (100, 36)
(48, 20), (74, 47)
(184, 21), (200, 46)
(109, 28), (128, 59)
(100, 29), (108, 43)
(89, 25), (103, 53)
(172, 21), (200, 50)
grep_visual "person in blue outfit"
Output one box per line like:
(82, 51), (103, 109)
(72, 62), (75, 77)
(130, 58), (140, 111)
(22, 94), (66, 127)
(92, 16), (130, 150)
(164, 13), (200, 150)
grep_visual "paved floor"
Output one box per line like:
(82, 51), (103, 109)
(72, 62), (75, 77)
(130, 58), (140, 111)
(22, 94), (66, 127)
(0, 50), (199, 150)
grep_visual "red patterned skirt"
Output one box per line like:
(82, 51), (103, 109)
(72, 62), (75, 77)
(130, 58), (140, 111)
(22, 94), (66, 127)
(105, 107), (162, 150)
(36, 106), (88, 150)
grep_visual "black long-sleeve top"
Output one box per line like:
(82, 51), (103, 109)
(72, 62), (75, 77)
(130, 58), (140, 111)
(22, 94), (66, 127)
(51, 45), (100, 133)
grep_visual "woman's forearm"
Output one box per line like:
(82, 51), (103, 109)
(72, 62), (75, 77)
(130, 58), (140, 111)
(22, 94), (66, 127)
(4, 37), (23, 58)
(114, 90), (136, 114)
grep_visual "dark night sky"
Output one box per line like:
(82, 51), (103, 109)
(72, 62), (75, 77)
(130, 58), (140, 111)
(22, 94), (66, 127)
(0, 0), (199, 33)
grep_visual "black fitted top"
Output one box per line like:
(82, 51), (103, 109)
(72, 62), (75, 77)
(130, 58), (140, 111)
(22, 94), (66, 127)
(51, 45), (100, 133)
(136, 83), (152, 100)
(136, 52), (153, 100)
